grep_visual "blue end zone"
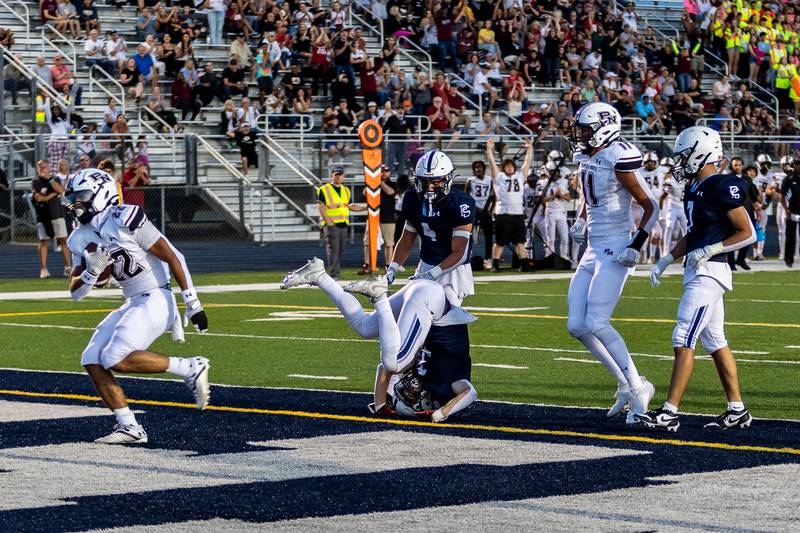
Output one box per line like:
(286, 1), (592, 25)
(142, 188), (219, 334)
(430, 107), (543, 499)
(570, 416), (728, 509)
(1, 369), (799, 532)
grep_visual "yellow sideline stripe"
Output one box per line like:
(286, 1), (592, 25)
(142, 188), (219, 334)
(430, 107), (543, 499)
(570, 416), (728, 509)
(2, 388), (799, 456)
(1, 304), (799, 329)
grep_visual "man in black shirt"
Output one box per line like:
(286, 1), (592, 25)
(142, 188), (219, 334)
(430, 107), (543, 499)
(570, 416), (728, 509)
(229, 123), (258, 178)
(222, 59), (248, 99)
(727, 158), (758, 270)
(31, 160), (72, 278)
(333, 29), (354, 85)
(359, 164), (397, 274)
(781, 157), (800, 268)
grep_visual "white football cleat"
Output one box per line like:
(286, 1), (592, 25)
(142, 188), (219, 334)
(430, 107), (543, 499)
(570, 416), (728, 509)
(95, 424), (148, 444)
(344, 275), (389, 302)
(626, 377), (655, 425)
(280, 257), (325, 289)
(607, 385), (631, 418)
(185, 356), (211, 409)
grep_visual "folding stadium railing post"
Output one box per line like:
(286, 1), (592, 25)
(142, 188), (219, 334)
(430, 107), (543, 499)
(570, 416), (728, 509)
(7, 144), (15, 243)
(0, 53), (5, 132)
(184, 134), (197, 185)
(160, 186), (166, 234)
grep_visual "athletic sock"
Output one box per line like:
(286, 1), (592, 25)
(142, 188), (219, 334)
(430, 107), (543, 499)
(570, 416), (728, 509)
(576, 333), (628, 388)
(317, 273), (368, 326)
(591, 326), (643, 391)
(167, 357), (192, 378)
(113, 407), (138, 428)
(728, 401), (745, 411)
(663, 401), (679, 414)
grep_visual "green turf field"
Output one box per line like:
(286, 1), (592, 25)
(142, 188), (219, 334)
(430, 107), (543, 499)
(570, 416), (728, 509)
(1, 269), (798, 419)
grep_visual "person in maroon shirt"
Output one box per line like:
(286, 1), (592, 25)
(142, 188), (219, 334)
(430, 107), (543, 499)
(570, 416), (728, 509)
(359, 57), (379, 108)
(427, 95), (461, 150)
(435, 8), (459, 73)
(170, 72), (201, 120)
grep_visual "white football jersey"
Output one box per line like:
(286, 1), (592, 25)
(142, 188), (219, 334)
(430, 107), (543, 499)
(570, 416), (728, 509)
(68, 205), (170, 298)
(523, 183), (537, 219)
(493, 171), (525, 215)
(578, 139), (642, 242)
(543, 176), (571, 215)
(640, 167), (661, 196)
(662, 175), (685, 211)
(465, 175), (492, 210)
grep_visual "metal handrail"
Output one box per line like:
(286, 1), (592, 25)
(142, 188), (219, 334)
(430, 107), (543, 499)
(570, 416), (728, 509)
(704, 48), (779, 122)
(0, 0), (30, 43)
(196, 134), (250, 183)
(254, 113), (315, 133)
(257, 138), (320, 225)
(249, 186), (275, 243)
(0, 45), (70, 109)
(137, 104), (177, 166)
(350, 2), (383, 43)
(89, 64), (125, 111)
(41, 24), (76, 66)
(397, 36), (433, 80)
(260, 134), (321, 186)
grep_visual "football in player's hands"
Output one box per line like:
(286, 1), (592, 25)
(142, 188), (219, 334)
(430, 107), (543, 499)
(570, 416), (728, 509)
(81, 242), (113, 287)
(183, 299), (208, 333)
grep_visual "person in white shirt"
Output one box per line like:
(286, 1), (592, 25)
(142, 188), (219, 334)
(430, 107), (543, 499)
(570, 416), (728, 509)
(84, 29), (114, 73)
(486, 137), (533, 271)
(542, 152), (572, 262)
(106, 29), (128, 75)
(236, 96), (260, 131)
(566, 102), (660, 424)
(472, 62), (497, 110)
(464, 159), (494, 261)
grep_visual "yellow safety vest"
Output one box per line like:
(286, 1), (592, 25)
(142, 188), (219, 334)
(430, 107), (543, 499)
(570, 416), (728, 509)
(790, 70), (800, 101)
(317, 182), (351, 226)
(776, 64), (792, 89)
(770, 46), (786, 68)
(35, 95), (45, 123)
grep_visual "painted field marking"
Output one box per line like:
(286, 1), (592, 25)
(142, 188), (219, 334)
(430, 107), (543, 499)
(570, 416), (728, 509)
(3, 303), (800, 329)
(473, 363), (529, 370)
(1, 388), (799, 456)
(288, 374), (348, 381)
(479, 292), (800, 305)
(0, 321), (797, 366)
(554, 357), (601, 364)
(787, 346), (800, 349)
(464, 306), (550, 312)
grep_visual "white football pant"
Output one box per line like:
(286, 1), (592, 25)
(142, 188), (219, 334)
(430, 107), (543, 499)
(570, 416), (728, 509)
(673, 275), (728, 353)
(662, 207), (687, 256)
(81, 288), (176, 369)
(567, 238), (642, 391)
(545, 211), (569, 260)
(528, 212), (548, 259)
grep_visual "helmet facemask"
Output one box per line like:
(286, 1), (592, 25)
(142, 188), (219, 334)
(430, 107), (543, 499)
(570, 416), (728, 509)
(415, 171), (455, 209)
(569, 123), (594, 153)
(65, 188), (98, 224)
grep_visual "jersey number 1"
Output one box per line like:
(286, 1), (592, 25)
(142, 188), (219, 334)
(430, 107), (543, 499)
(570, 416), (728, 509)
(581, 170), (599, 207)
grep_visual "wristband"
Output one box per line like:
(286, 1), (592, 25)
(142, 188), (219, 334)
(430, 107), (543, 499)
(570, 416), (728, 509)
(181, 288), (198, 303)
(660, 252), (674, 266)
(428, 266), (443, 279)
(629, 228), (650, 250)
(80, 270), (99, 285)
(388, 261), (400, 272)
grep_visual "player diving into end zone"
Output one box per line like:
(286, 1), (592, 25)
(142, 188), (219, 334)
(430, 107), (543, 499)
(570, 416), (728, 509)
(566, 102), (661, 425)
(65, 168), (211, 444)
(280, 149), (478, 421)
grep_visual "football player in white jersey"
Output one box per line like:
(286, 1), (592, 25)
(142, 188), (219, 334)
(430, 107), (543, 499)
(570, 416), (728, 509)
(523, 169), (549, 260)
(752, 153), (774, 260)
(640, 127), (756, 432)
(486, 138), (534, 272)
(775, 156), (793, 259)
(464, 160), (494, 261)
(634, 152), (663, 263)
(65, 169), (210, 445)
(542, 151), (572, 263)
(566, 102), (660, 424)
(660, 170), (688, 257)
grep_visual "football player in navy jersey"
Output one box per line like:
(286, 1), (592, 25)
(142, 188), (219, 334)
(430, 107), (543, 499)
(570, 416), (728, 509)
(638, 127), (756, 432)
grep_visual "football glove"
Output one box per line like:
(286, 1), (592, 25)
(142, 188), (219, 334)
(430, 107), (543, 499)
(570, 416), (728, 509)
(82, 246), (111, 277)
(181, 288), (208, 333)
(385, 262), (400, 285)
(613, 247), (639, 268)
(569, 218), (587, 244)
(409, 265), (442, 281)
(686, 242), (724, 269)
(650, 253), (673, 288)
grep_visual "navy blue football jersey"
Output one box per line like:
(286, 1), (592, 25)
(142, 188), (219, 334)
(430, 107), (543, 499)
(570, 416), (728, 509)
(684, 174), (747, 261)
(402, 189), (475, 265)
(417, 324), (471, 405)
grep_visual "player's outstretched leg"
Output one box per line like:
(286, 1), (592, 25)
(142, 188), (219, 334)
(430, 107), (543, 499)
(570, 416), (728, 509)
(280, 257), (326, 288)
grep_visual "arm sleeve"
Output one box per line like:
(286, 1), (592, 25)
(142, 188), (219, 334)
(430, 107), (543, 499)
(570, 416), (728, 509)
(133, 219), (163, 250)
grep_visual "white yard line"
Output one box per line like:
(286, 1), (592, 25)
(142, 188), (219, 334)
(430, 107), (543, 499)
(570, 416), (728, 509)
(287, 374), (348, 381)
(553, 357), (601, 365)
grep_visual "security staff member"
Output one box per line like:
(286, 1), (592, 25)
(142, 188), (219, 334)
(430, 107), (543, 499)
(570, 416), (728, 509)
(317, 166), (366, 278)
(781, 158), (800, 268)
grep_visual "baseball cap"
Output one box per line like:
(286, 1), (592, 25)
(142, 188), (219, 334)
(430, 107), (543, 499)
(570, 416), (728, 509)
(368, 101), (377, 107)
(380, 163), (390, 171)
(479, 61), (489, 68)
(331, 166), (345, 175)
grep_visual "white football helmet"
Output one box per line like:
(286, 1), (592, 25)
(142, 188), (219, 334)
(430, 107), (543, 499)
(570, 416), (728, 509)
(414, 149), (456, 205)
(64, 168), (120, 224)
(643, 152), (658, 170)
(546, 149), (565, 167)
(570, 102), (621, 154)
(659, 156), (675, 167)
(671, 126), (724, 182)
(780, 155), (794, 173)
(756, 153), (773, 168)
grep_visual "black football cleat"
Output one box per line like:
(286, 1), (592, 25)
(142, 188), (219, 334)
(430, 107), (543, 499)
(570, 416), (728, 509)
(703, 409), (753, 430)
(635, 408), (680, 432)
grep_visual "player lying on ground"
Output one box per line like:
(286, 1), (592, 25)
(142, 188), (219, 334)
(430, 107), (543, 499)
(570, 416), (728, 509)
(566, 102), (661, 424)
(281, 262), (477, 422)
(65, 168), (211, 444)
(638, 127), (756, 432)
